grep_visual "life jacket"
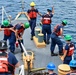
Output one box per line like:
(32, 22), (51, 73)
(14, 24), (25, 35)
(4, 28), (11, 36)
(0, 51), (15, 74)
(17, 27), (25, 34)
(63, 43), (74, 56)
(0, 51), (8, 73)
(28, 9), (37, 19)
(42, 14), (51, 25)
(53, 25), (61, 36)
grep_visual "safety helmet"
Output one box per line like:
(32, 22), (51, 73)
(0, 40), (7, 50)
(64, 34), (72, 41)
(69, 60), (76, 67)
(30, 2), (36, 6)
(46, 62), (56, 70)
(47, 8), (52, 12)
(62, 20), (67, 25)
(3, 20), (9, 27)
(24, 22), (30, 29)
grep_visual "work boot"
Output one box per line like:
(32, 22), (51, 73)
(21, 50), (24, 53)
(59, 52), (63, 56)
(10, 51), (14, 54)
(44, 40), (46, 44)
(46, 41), (50, 45)
(31, 36), (33, 40)
(51, 53), (58, 56)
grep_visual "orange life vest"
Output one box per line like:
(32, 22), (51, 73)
(4, 28), (11, 36)
(28, 9), (37, 18)
(42, 14), (51, 25)
(53, 25), (61, 36)
(63, 43), (74, 56)
(0, 52), (15, 74)
(0, 52), (8, 72)
(17, 27), (24, 34)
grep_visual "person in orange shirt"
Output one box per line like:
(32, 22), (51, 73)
(27, 2), (42, 40)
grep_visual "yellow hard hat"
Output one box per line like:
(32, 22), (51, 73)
(30, 2), (36, 6)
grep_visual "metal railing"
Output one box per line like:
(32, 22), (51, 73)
(1, 6), (11, 23)
(18, 65), (25, 75)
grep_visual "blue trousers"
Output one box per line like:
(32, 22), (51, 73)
(29, 19), (36, 36)
(63, 56), (72, 65)
(9, 32), (16, 52)
(42, 25), (51, 42)
(50, 33), (63, 53)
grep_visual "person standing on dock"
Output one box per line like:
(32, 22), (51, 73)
(41, 6), (54, 44)
(27, 1), (42, 40)
(61, 34), (75, 64)
(50, 20), (67, 56)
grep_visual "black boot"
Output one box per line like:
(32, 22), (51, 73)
(46, 41), (50, 45)
(31, 35), (33, 40)
(44, 40), (46, 44)
(51, 52), (58, 56)
(59, 52), (63, 56)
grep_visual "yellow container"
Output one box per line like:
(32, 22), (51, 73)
(58, 64), (70, 75)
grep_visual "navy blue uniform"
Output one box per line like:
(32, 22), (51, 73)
(50, 25), (63, 54)
(1, 25), (16, 53)
(42, 14), (53, 43)
(63, 43), (75, 64)
(27, 9), (38, 38)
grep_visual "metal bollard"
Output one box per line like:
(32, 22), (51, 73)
(35, 28), (41, 38)
(38, 33), (44, 43)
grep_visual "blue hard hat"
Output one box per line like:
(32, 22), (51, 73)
(47, 8), (52, 12)
(69, 60), (76, 67)
(46, 62), (56, 70)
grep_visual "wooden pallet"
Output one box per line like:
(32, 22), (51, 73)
(33, 36), (46, 48)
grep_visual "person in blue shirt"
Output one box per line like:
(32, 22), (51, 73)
(0, 40), (19, 75)
(46, 62), (57, 75)
(50, 20), (67, 56)
(41, 6), (54, 44)
(66, 60), (76, 75)
(14, 22), (30, 53)
(61, 34), (75, 65)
